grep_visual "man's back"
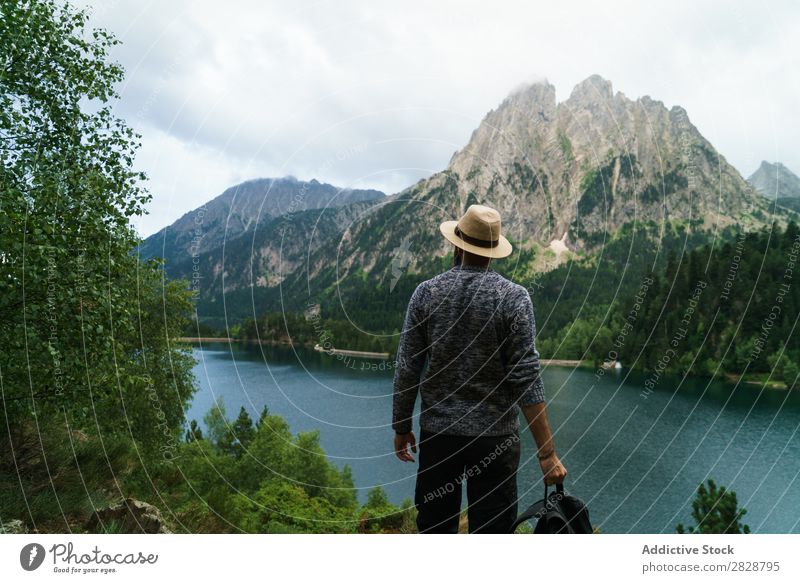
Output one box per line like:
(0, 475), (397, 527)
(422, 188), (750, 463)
(392, 204), (566, 534)
(392, 265), (545, 437)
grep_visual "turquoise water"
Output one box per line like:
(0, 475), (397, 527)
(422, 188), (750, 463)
(187, 343), (800, 533)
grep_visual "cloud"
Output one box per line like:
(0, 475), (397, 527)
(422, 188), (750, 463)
(130, 125), (247, 237)
(85, 0), (800, 236)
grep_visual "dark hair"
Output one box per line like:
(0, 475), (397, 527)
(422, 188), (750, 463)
(452, 245), (490, 267)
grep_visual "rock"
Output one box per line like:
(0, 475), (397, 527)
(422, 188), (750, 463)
(747, 160), (800, 200)
(86, 498), (172, 534)
(0, 519), (28, 534)
(445, 74), (766, 248)
(567, 74), (614, 103)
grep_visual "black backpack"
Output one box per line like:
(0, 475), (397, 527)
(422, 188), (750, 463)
(511, 483), (593, 534)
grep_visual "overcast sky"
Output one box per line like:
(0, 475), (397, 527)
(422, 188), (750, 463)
(84, 0), (800, 237)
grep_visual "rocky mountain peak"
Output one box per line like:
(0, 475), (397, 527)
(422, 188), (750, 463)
(759, 160), (787, 173)
(500, 79), (557, 115)
(747, 160), (800, 200)
(567, 74), (614, 104)
(442, 74), (768, 247)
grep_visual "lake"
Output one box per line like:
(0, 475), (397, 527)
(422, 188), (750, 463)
(187, 343), (800, 533)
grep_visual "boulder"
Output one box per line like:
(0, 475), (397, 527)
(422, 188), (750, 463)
(86, 498), (172, 534)
(0, 519), (28, 534)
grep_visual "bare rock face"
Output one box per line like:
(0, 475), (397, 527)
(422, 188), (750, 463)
(86, 498), (172, 534)
(748, 161), (800, 200)
(263, 75), (776, 317)
(445, 75), (765, 249)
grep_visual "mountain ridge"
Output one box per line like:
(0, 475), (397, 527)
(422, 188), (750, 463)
(144, 75), (798, 329)
(311, 75), (777, 298)
(138, 176), (385, 272)
(747, 161), (800, 201)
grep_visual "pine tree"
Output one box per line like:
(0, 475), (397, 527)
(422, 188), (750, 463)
(257, 405), (271, 427)
(232, 407), (255, 456)
(677, 479), (750, 534)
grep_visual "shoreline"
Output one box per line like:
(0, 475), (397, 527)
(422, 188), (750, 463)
(177, 337), (241, 343)
(313, 344), (390, 360)
(178, 342), (592, 370)
(723, 372), (791, 390)
(179, 337), (391, 360)
(179, 339), (793, 390)
(178, 337), (300, 347)
(542, 359), (584, 367)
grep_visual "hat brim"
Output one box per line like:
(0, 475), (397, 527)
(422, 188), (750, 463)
(439, 221), (513, 259)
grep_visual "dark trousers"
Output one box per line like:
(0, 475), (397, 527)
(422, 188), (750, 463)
(414, 429), (520, 534)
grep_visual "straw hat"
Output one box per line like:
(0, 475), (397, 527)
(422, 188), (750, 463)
(439, 204), (513, 259)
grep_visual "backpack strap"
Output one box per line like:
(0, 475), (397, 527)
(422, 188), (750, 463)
(510, 482), (566, 532)
(511, 500), (547, 532)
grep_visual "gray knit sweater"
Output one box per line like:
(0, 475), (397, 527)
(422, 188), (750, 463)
(392, 265), (545, 436)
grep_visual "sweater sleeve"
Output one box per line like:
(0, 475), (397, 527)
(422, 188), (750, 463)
(392, 283), (428, 433)
(502, 285), (546, 407)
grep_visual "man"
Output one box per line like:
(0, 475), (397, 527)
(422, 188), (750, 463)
(392, 204), (567, 534)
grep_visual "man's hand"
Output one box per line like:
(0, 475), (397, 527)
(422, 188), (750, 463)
(539, 451), (567, 485)
(394, 432), (417, 462)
